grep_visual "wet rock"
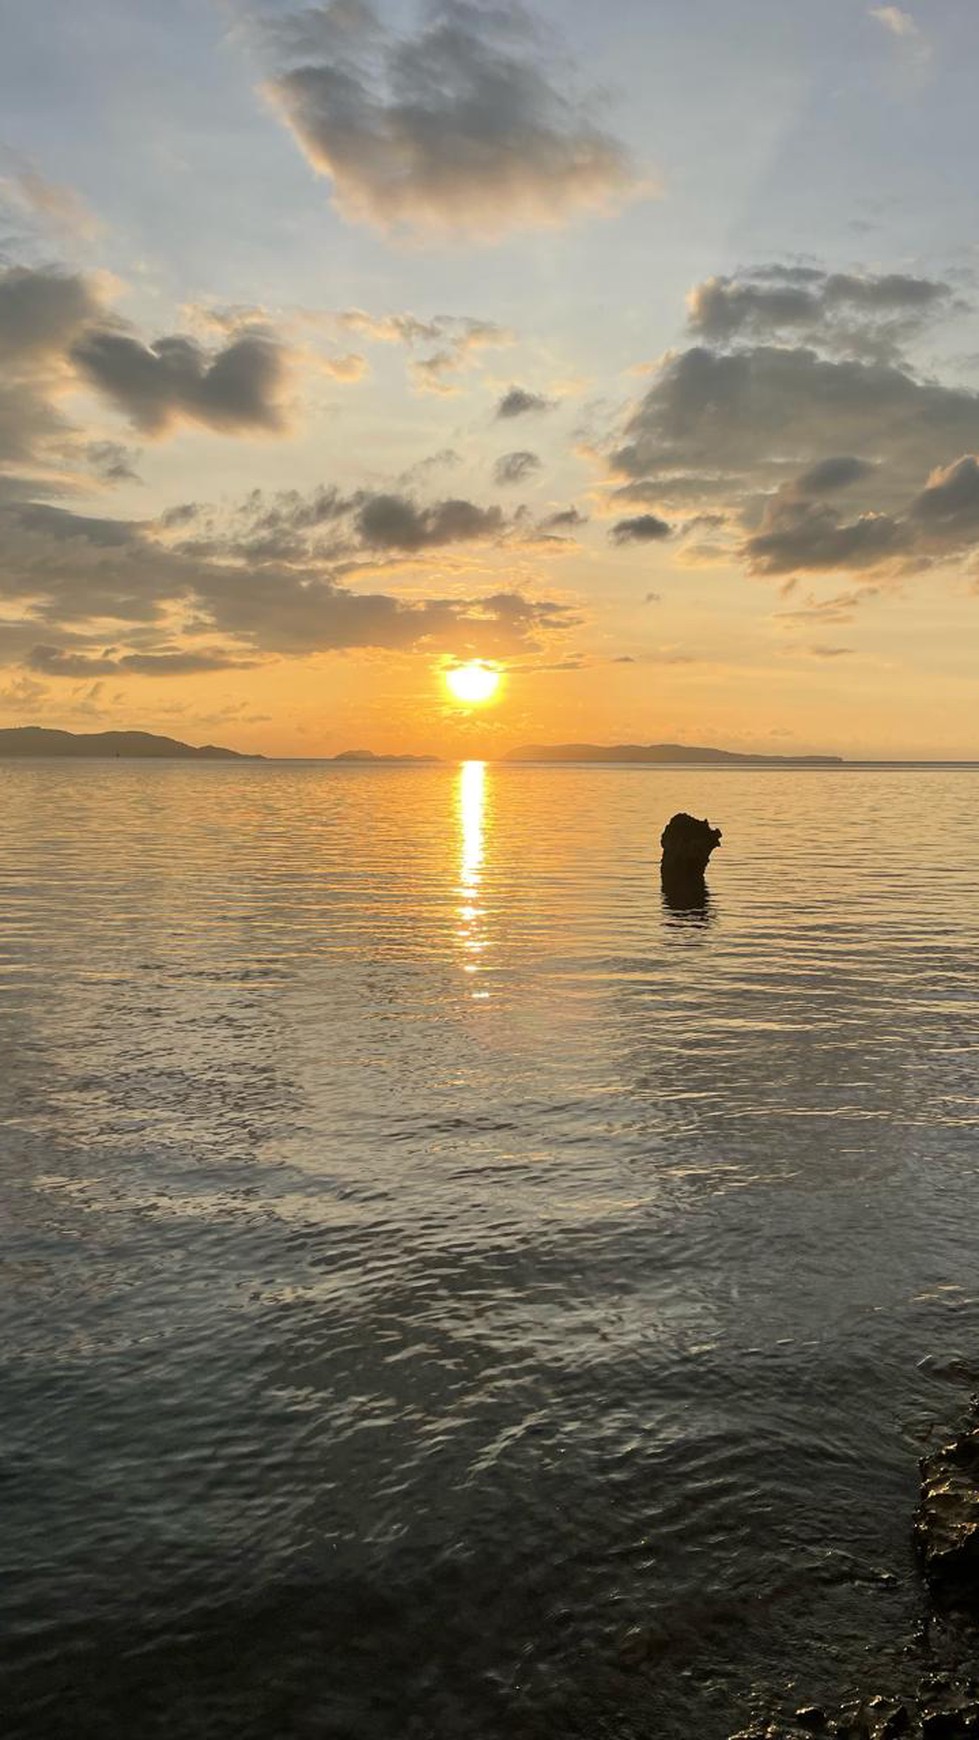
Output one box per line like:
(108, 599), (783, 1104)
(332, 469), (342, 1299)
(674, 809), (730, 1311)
(731, 1681), (979, 1739)
(729, 1403), (979, 1740)
(914, 1424), (979, 1613)
(660, 812), (722, 881)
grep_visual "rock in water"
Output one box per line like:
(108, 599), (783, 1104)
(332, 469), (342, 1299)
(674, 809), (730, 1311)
(915, 1422), (979, 1612)
(661, 813), (722, 881)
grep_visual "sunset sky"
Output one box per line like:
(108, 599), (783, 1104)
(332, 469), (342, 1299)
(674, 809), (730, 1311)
(2, 0), (979, 757)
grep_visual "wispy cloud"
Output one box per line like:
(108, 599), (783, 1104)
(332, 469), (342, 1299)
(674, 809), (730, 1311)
(869, 6), (920, 39)
(0, 154), (104, 244)
(338, 308), (510, 393)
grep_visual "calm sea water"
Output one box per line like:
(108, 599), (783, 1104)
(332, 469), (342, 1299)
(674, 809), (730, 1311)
(3, 761), (979, 1739)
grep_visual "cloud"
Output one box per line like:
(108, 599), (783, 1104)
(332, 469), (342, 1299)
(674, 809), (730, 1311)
(0, 160), (104, 244)
(85, 440), (142, 484)
(870, 7), (919, 38)
(339, 307), (510, 392)
(0, 486), (578, 670)
(355, 491), (505, 549)
(262, 0), (641, 239)
(0, 672), (48, 711)
(608, 261), (979, 586)
(775, 589), (875, 625)
(27, 644), (257, 678)
(793, 455), (875, 496)
(493, 450), (541, 486)
(72, 326), (289, 436)
(0, 265), (103, 362)
(910, 455), (979, 533)
(0, 264), (298, 490)
(687, 265), (955, 362)
(495, 386), (554, 419)
(745, 497), (904, 576)
(321, 350), (368, 381)
(540, 506), (587, 531)
(610, 513), (671, 544)
(612, 343), (979, 510)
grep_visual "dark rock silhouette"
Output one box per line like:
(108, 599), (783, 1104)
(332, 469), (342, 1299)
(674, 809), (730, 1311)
(661, 812), (722, 877)
(729, 1404), (979, 1738)
(915, 1420), (979, 1614)
(660, 813), (722, 911)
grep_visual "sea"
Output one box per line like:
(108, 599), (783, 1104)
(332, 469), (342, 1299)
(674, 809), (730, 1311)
(2, 759), (979, 1739)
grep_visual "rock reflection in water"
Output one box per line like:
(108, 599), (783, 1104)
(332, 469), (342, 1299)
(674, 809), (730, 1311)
(661, 875), (713, 924)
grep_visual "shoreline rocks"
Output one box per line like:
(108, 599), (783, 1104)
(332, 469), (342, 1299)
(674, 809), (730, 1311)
(915, 1422), (979, 1615)
(730, 1407), (979, 1739)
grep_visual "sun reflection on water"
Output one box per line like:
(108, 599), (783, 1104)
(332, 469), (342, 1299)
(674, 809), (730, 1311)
(457, 760), (490, 993)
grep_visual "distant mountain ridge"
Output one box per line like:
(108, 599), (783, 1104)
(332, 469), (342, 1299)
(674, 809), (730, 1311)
(0, 727), (260, 760)
(332, 750), (440, 763)
(504, 742), (844, 766)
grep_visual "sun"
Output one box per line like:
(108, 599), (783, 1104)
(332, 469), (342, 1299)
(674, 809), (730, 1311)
(444, 662), (502, 706)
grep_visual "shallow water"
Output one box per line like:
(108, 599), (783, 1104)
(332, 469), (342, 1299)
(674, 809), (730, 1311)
(2, 761), (979, 1738)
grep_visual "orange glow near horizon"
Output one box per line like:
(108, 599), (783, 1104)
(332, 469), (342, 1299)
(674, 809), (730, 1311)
(444, 662), (502, 706)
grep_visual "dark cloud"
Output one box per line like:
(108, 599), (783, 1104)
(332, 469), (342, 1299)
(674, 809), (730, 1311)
(0, 264), (295, 490)
(235, 483), (352, 536)
(72, 328), (288, 436)
(187, 567), (576, 659)
(910, 455), (979, 532)
(355, 491), (505, 550)
(6, 500), (142, 548)
(540, 506), (587, 531)
(0, 378), (70, 469)
(745, 498), (905, 576)
(612, 344), (979, 511)
(86, 440), (142, 484)
(0, 500), (173, 623)
(688, 266), (957, 362)
(493, 449), (541, 486)
(0, 265), (107, 478)
(0, 485), (574, 668)
(0, 265), (101, 361)
(608, 263), (979, 585)
(793, 455), (875, 496)
(610, 513), (672, 544)
(159, 501), (200, 528)
(28, 645), (256, 678)
(496, 386), (554, 419)
(263, 0), (639, 239)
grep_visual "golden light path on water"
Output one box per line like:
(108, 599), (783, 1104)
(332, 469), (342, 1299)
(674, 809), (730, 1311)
(457, 760), (490, 995)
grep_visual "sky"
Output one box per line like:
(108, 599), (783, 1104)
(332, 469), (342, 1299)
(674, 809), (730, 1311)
(2, 0), (979, 758)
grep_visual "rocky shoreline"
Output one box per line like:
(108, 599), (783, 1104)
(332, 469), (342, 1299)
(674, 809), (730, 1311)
(731, 1410), (979, 1739)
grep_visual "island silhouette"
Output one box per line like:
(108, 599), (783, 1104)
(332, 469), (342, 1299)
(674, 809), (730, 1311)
(0, 727), (261, 759)
(504, 742), (843, 765)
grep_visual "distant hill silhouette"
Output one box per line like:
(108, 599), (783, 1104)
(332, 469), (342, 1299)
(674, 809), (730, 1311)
(0, 727), (260, 760)
(504, 742), (843, 766)
(332, 750), (441, 763)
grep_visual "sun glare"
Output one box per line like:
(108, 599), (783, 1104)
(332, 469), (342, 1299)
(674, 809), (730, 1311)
(444, 663), (501, 706)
